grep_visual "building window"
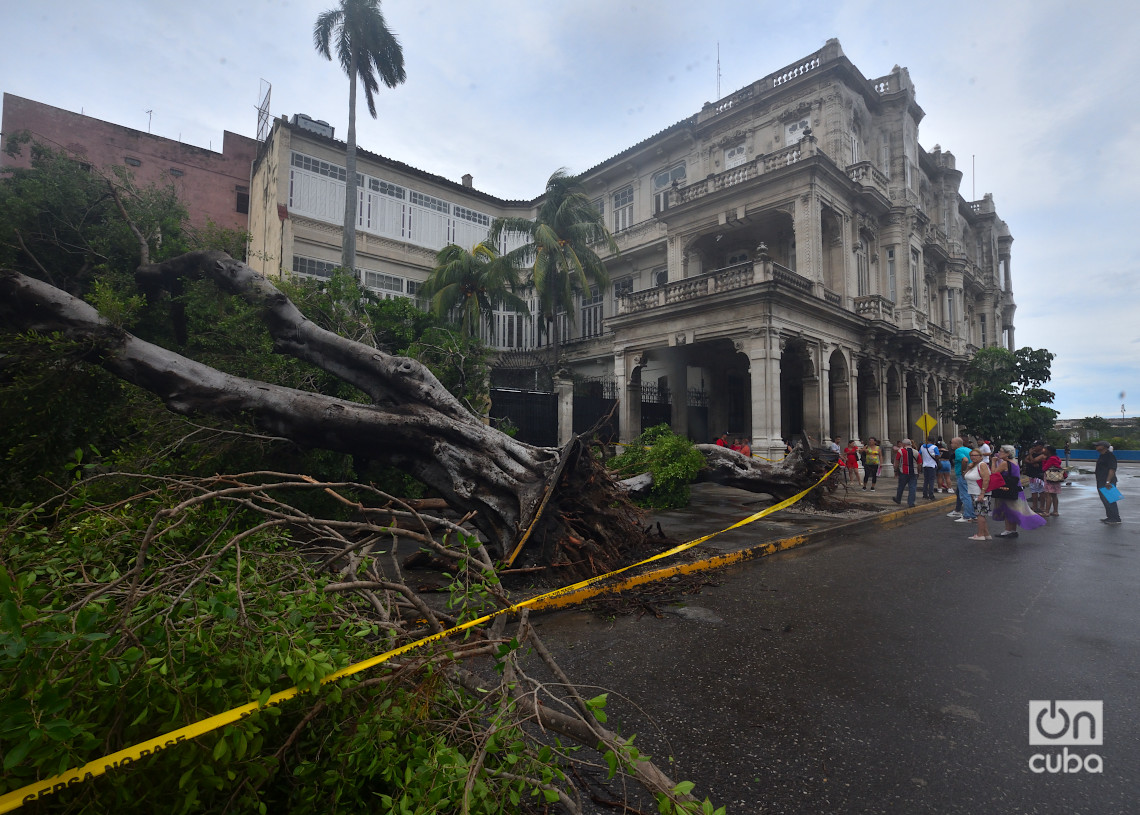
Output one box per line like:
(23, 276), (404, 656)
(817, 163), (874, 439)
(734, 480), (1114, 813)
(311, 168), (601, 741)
(652, 163), (686, 213)
(613, 186), (633, 232)
(369, 177), (406, 199)
(124, 157), (141, 167)
(363, 269), (404, 293)
(290, 151), (347, 182)
(855, 239), (869, 296)
(850, 128), (861, 164)
(410, 190), (448, 214)
(292, 255), (337, 279)
(613, 276), (633, 312)
(910, 248), (920, 306)
(886, 248), (896, 303)
(724, 143), (747, 170)
(980, 313), (988, 347)
(453, 205), (490, 227)
(784, 117), (809, 146)
(947, 289), (956, 331)
(652, 266), (667, 287)
(580, 286), (603, 338)
(235, 185), (249, 214)
(168, 168), (184, 178)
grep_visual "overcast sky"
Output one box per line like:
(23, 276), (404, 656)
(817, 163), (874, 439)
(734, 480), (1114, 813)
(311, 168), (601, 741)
(3, 0), (1138, 421)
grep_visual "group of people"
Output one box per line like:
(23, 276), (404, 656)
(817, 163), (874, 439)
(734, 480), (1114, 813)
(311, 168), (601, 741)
(943, 438), (1048, 540)
(715, 433), (752, 458)
(829, 434), (1123, 537)
(943, 437), (1123, 538)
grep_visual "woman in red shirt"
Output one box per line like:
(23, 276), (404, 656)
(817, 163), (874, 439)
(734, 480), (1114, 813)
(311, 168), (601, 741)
(843, 440), (860, 483)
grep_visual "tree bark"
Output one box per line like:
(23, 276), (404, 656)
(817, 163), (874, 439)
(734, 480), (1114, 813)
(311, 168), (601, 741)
(2, 256), (557, 555)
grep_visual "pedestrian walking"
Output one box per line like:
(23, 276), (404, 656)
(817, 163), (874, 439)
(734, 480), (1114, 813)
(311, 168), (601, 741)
(918, 437), (940, 499)
(1094, 441), (1122, 524)
(990, 445), (1046, 538)
(893, 438), (919, 508)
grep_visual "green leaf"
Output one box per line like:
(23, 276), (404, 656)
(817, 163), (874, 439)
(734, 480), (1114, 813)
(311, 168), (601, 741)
(542, 788), (560, 803)
(3, 739), (31, 770)
(0, 600), (20, 631)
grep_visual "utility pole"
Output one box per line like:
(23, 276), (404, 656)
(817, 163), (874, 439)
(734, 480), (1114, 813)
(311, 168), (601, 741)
(145, 109), (153, 133)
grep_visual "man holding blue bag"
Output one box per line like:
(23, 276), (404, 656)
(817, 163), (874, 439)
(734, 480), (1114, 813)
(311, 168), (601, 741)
(1095, 441), (1122, 525)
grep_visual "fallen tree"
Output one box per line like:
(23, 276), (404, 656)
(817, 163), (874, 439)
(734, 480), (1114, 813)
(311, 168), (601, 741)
(1, 251), (831, 574)
(0, 470), (717, 813)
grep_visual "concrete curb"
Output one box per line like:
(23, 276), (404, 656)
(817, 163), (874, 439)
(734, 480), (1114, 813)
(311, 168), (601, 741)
(526, 495), (957, 612)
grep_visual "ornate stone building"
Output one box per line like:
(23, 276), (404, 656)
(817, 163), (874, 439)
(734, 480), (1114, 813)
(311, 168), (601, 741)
(249, 39), (1017, 457)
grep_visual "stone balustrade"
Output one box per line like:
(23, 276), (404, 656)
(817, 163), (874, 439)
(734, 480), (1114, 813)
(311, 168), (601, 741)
(771, 264), (813, 292)
(847, 161), (890, 199)
(772, 55), (822, 86)
(926, 321), (954, 348)
(713, 262), (755, 292)
(854, 294), (896, 321)
(823, 288), (843, 306)
(671, 143), (806, 208)
(924, 223), (950, 253)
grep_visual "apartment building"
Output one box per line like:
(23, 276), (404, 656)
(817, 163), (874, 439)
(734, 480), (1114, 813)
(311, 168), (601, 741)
(248, 39), (1017, 456)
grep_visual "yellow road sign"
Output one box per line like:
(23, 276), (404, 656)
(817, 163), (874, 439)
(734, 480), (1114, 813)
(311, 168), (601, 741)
(915, 412), (937, 435)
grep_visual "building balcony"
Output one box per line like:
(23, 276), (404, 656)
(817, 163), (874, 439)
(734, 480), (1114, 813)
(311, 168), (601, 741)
(846, 161), (890, 200)
(616, 259), (813, 316)
(669, 142), (810, 209)
(853, 294), (896, 322)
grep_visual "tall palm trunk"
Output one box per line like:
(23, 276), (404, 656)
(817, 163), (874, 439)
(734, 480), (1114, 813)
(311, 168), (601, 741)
(342, 52), (359, 272)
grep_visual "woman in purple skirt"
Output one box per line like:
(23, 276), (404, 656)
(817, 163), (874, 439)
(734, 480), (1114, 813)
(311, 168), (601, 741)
(991, 445), (1047, 538)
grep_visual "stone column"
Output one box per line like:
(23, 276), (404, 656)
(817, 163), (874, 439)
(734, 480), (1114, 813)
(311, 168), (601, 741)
(668, 343), (689, 438)
(707, 366), (730, 443)
(748, 332), (784, 459)
(803, 375), (823, 443)
(615, 350), (643, 443)
(667, 235), (686, 283)
(906, 375), (924, 442)
(794, 186), (821, 285)
(553, 372), (574, 446)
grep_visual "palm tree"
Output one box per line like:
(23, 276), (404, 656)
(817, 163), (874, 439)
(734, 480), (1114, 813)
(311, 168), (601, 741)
(313, 0), (406, 272)
(489, 169), (618, 364)
(419, 241), (529, 342)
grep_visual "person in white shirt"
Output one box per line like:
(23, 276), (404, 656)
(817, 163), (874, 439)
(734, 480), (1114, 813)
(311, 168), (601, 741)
(979, 440), (992, 465)
(918, 437), (941, 499)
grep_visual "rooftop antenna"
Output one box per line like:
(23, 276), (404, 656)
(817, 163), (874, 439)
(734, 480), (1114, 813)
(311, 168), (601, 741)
(972, 154), (975, 201)
(256, 79), (272, 142)
(717, 42), (721, 99)
(145, 109), (153, 133)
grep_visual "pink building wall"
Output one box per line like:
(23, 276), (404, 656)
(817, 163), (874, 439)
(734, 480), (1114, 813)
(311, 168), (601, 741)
(1, 94), (257, 231)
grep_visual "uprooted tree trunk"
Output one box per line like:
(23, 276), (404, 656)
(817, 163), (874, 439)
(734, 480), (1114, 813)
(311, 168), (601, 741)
(0, 251), (828, 574)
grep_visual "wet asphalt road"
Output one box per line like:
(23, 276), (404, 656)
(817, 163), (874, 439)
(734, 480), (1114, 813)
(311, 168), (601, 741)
(530, 468), (1140, 814)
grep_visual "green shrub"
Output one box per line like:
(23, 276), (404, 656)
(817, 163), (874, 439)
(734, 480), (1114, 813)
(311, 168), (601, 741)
(610, 424), (705, 509)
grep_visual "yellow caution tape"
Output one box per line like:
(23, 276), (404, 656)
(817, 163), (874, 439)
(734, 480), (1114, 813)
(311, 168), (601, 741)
(0, 463), (837, 812)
